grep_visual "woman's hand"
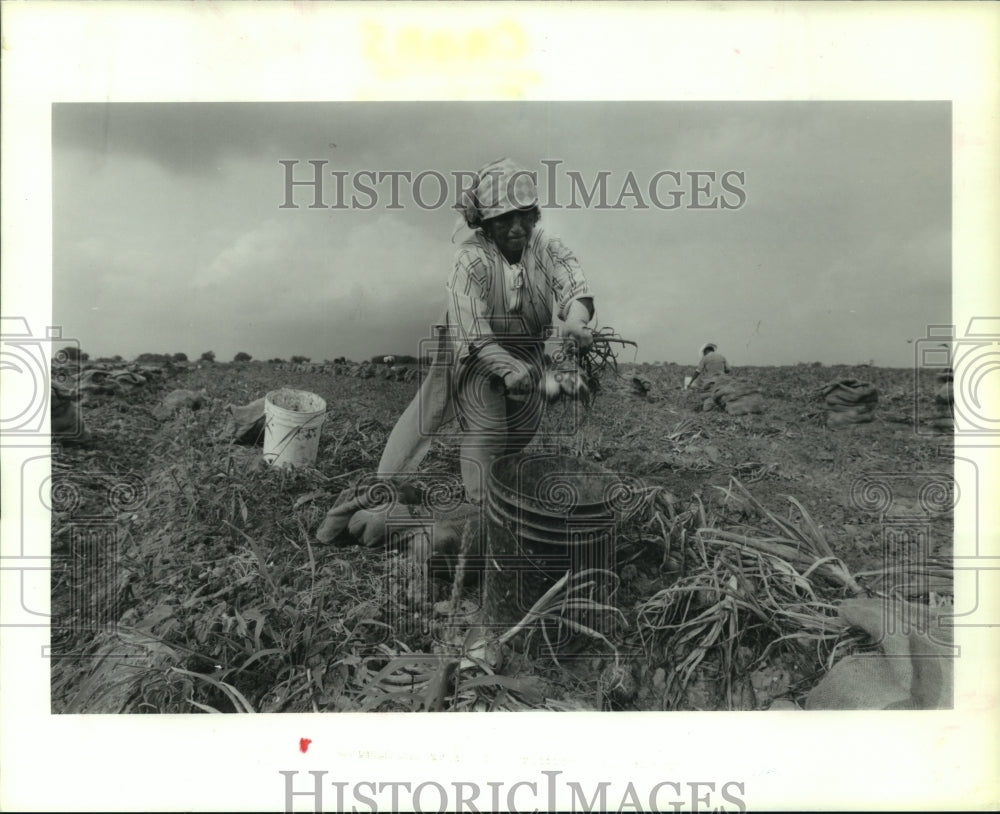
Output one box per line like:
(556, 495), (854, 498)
(564, 324), (594, 352)
(502, 364), (534, 394)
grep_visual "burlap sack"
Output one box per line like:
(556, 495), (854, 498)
(227, 397), (267, 445)
(724, 390), (765, 415)
(826, 406), (876, 427)
(702, 379), (765, 414)
(806, 598), (953, 710)
(822, 379), (878, 406)
(822, 379), (878, 427)
(153, 389), (207, 421)
(51, 384), (90, 443)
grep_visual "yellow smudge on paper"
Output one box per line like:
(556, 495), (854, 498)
(360, 18), (539, 99)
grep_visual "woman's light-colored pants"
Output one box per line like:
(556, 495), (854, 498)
(453, 359), (544, 503)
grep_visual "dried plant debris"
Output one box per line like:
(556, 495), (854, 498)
(50, 360), (952, 712)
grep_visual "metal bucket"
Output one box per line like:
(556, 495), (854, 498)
(483, 453), (622, 632)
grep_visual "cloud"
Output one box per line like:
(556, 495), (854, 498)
(197, 218), (296, 289)
(53, 102), (951, 365)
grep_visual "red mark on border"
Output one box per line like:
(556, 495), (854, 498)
(299, 738), (312, 753)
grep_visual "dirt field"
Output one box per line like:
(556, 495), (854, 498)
(50, 360), (953, 713)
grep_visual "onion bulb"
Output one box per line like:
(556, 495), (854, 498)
(543, 369), (562, 402)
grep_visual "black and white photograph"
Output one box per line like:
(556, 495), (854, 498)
(48, 100), (956, 716)
(2, 3), (998, 812)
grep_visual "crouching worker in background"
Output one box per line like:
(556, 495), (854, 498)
(316, 158), (597, 551)
(687, 342), (730, 392)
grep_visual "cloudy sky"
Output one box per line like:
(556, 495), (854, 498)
(53, 102), (950, 367)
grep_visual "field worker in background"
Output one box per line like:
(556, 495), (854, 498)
(687, 342), (730, 391)
(383, 355), (395, 367)
(377, 157), (596, 502)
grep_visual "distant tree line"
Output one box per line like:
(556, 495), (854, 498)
(132, 352), (189, 364)
(369, 354), (429, 365)
(65, 348), (438, 366)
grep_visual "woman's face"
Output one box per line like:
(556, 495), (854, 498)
(482, 209), (537, 260)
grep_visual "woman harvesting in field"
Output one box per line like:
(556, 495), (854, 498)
(377, 157), (597, 502)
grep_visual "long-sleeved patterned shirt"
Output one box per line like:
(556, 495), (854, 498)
(446, 228), (592, 378)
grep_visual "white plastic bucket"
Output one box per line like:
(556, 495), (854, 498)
(683, 376), (693, 391)
(263, 388), (327, 468)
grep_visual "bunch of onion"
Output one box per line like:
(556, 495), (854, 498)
(542, 366), (591, 404)
(708, 479), (863, 595)
(540, 329), (635, 405)
(635, 537), (854, 709)
(578, 327), (638, 392)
